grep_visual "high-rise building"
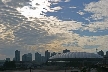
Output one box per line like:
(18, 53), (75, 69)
(51, 52), (56, 57)
(98, 50), (104, 56)
(27, 53), (32, 61)
(106, 51), (108, 57)
(13, 57), (15, 61)
(22, 54), (27, 61)
(6, 58), (10, 61)
(45, 50), (50, 61)
(63, 49), (70, 53)
(22, 53), (32, 62)
(15, 50), (20, 61)
(41, 56), (45, 63)
(35, 52), (41, 63)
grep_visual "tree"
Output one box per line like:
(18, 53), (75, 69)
(3, 61), (16, 69)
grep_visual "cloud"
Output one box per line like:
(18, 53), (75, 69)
(2, 0), (11, 3)
(50, 6), (62, 12)
(65, 0), (70, 2)
(79, 0), (108, 32)
(69, 6), (76, 9)
(84, 0), (108, 20)
(49, 0), (70, 3)
(0, 0), (108, 60)
(50, 0), (61, 2)
(16, 0), (63, 18)
(83, 45), (100, 49)
(81, 21), (108, 32)
(77, 11), (85, 15)
(1, 0), (29, 8)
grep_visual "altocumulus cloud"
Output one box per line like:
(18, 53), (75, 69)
(0, 0), (108, 59)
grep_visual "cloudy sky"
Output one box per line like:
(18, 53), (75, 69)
(0, 0), (108, 60)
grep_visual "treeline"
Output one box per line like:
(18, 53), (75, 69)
(0, 61), (16, 71)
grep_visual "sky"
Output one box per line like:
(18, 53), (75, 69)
(0, 0), (108, 60)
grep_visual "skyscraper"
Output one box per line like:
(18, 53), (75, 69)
(106, 51), (108, 57)
(35, 52), (41, 63)
(22, 54), (27, 61)
(13, 57), (15, 61)
(45, 50), (50, 61)
(41, 56), (45, 63)
(27, 53), (32, 61)
(22, 53), (32, 62)
(15, 50), (20, 61)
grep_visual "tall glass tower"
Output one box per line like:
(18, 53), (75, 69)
(15, 50), (20, 61)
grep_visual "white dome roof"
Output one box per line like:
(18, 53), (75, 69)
(49, 52), (103, 59)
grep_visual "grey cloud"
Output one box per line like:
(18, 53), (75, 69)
(1, 0), (107, 60)
(83, 45), (100, 49)
(2, 0), (30, 7)
(14, 26), (54, 45)
(0, 0), (60, 50)
(62, 41), (80, 47)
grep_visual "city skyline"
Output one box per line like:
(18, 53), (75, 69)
(1, 49), (108, 61)
(0, 0), (108, 60)
(1, 49), (70, 61)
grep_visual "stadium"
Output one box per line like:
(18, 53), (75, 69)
(48, 52), (103, 67)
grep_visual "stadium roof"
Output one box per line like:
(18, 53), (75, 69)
(49, 52), (103, 59)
